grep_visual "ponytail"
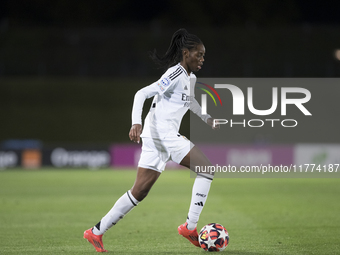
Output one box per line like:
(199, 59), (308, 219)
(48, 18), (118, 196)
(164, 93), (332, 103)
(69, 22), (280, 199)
(150, 28), (202, 70)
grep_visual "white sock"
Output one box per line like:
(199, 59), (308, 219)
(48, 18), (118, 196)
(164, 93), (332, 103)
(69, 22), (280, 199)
(92, 190), (139, 235)
(186, 176), (212, 230)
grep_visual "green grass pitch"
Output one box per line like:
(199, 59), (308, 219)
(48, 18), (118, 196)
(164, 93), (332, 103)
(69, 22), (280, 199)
(1, 169), (340, 254)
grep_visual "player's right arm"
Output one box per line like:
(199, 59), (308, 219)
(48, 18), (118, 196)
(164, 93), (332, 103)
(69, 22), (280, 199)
(129, 124), (142, 143)
(129, 69), (178, 143)
(129, 82), (159, 143)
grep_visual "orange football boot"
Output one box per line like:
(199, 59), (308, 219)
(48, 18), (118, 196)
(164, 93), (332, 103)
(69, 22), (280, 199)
(84, 228), (108, 252)
(178, 222), (200, 247)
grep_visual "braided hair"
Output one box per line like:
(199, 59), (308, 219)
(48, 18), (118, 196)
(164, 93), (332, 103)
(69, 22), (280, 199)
(150, 28), (202, 70)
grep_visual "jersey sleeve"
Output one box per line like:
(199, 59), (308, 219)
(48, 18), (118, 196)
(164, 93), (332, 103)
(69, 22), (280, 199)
(190, 97), (212, 123)
(190, 74), (211, 123)
(131, 66), (182, 125)
(131, 82), (159, 125)
(155, 66), (183, 94)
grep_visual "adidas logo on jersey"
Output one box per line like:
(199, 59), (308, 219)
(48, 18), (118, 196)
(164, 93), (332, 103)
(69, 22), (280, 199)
(194, 201), (204, 206)
(184, 85), (188, 90)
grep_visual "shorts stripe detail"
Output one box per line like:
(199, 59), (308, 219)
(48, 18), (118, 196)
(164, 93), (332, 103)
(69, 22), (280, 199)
(126, 191), (137, 206)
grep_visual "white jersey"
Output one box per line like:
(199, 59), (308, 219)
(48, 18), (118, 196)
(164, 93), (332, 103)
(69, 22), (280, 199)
(132, 63), (211, 139)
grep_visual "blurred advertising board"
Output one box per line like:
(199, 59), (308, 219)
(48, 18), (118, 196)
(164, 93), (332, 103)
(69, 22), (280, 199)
(295, 144), (340, 165)
(2, 144), (339, 171)
(198, 144), (294, 167)
(22, 149), (42, 169)
(44, 147), (111, 169)
(110, 144), (141, 168)
(0, 150), (21, 169)
(1, 147), (111, 169)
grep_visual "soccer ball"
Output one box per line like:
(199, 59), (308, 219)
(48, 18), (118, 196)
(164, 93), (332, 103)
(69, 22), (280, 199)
(198, 223), (229, 252)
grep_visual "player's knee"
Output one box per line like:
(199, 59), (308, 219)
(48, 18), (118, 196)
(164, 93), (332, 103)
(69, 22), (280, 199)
(131, 187), (150, 201)
(136, 190), (149, 201)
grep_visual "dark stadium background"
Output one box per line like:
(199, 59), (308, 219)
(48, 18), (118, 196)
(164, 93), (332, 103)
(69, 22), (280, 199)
(1, 4), (340, 254)
(1, 0), (340, 166)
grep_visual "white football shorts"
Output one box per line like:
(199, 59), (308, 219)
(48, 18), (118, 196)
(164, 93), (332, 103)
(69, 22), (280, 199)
(138, 134), (194, 172)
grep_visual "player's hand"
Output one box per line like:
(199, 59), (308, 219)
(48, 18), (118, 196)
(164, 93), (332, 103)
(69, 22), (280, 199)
(129, 124), (142, 143)
(207, 118), (220, 130)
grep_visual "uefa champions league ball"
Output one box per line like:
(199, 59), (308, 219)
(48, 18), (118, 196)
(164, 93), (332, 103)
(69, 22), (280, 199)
(198, 223), (229, 252)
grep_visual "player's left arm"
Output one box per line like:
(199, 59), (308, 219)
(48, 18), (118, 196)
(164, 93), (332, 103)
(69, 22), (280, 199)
(190, 98), (219, 130)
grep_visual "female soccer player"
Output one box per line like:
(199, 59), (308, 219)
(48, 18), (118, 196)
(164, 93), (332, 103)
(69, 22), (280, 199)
(84, 28), (217, 252)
